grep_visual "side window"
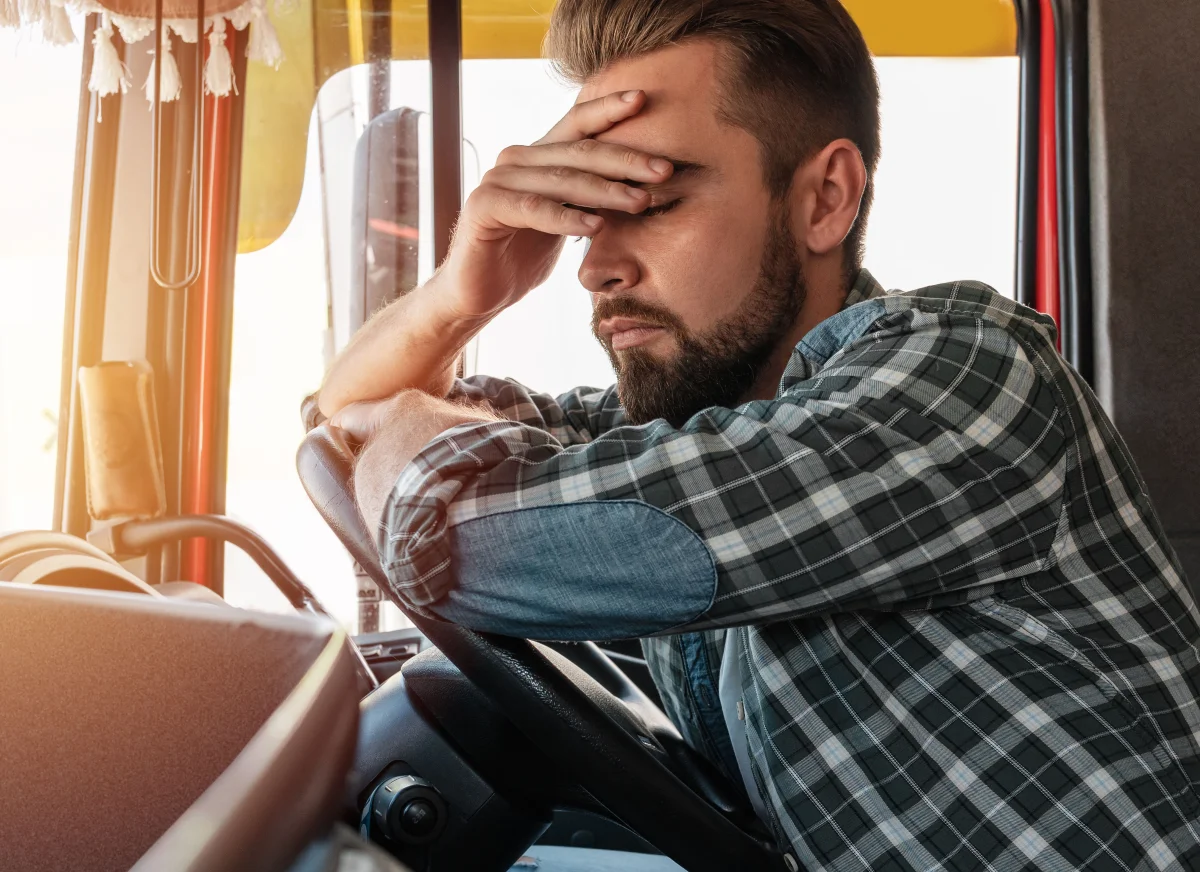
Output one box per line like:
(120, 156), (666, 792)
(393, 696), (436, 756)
(224, 61), (436, 629)
(868, 57), (1019, 296)
(0, 28), (84, 532)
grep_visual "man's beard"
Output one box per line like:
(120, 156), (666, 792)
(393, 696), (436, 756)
(591, 207), (807, 428)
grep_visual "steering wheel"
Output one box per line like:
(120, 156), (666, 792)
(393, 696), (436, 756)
(296, 425), (786, 872)
(0, 530), (158, 594)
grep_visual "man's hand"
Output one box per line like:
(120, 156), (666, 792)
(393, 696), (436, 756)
(318, 90), (672, 421)
(328, 396), (404, 444)
(342, 391), (501, 533)
(437, 89), (675, 322)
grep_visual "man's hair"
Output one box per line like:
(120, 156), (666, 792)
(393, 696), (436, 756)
(545, 0), (881, 278)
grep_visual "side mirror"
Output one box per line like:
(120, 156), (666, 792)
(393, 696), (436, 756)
(350, 107), (421, 327)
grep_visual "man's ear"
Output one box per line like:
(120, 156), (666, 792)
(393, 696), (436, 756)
(788, 138), (867, 257)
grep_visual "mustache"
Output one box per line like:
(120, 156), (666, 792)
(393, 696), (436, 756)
(591, 296), (686, 342)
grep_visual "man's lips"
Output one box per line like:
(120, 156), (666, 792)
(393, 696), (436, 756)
(598, 317), (668, 351)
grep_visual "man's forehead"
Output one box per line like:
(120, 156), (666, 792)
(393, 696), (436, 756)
(575, 41), (727, 156)
(576, 40), (721, 100)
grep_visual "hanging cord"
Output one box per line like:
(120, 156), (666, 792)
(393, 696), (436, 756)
(149, 0), (204, 289)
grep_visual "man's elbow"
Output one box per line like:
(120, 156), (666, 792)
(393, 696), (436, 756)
(316, 389), (340, 422)
(316, 367), (346, 419)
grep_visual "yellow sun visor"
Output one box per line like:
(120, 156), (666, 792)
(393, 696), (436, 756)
(238, 0), (1017, 252)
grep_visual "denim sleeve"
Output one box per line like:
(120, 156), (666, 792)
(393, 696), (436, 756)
(432, 501), (718, 641)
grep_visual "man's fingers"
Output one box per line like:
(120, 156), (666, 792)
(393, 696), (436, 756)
(496, 138), (673, 185)
(330, 400), (385, 441)
(466, 186), (604, 238)
(484, 165), (650, 214)
(535, 89), (645, 144)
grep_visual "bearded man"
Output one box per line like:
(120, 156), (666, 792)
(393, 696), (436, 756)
(318, 0), (1200, 869)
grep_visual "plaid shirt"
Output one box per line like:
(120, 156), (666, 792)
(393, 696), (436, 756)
(379, 271), (1200, 870)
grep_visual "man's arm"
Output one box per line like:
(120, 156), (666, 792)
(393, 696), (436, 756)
(373, 315), (1069, 640)
(343, 378), (622, 532)
(318, 278), (487, 419)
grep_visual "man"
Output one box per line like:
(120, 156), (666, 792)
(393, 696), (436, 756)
(319, 0), (1200, 868)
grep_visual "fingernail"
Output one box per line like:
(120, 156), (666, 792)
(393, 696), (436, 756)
(650, 158), (672, 174)
(582, 214), (603, 230)
(621, 90), (640, 103)
(624, 186), (647, 200)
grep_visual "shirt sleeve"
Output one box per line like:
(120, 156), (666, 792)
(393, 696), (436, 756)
(448, 374), (622, 447)
(379, 315), (1068, 640)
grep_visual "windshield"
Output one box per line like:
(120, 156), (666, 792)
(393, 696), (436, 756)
(223, 53), (1018, 631)
(0, 27), (83, 534)
(0, 4), (1018, 635)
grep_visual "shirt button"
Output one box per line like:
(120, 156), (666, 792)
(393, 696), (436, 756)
(784, 853), (799, 872)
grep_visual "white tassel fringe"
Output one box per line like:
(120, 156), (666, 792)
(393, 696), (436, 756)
(247, 0), (281, 68)
(0, 0), (21, 28)
(17, 0), (44, 24)
(227, 1), (251, 30)
(89, 14), (130, 120)
(111, 12), (152, 44)
(41, 1), (74, 45)
(204, 16), (235, 96)
(0, 0), (291, 104)
(17, 0), (46, 31)
(166, 18), (198, 43)
(144, 34), (181, 104)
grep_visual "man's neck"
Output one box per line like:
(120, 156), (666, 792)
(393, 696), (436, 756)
(744, 269), (851, 401)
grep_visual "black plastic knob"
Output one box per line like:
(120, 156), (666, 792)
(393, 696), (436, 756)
(370, 775), (447, 846)
(400, 798), (439, 838)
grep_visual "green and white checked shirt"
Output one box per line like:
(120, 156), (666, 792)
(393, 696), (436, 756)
(378, 270), (1200, 870)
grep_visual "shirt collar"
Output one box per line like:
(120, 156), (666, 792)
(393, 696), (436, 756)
(842, 268), (888, 309)
(778, 270), (888, 392)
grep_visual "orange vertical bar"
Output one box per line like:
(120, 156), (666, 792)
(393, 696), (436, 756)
(181, 89), (233, 587)
(1035, 0), (1060, 344)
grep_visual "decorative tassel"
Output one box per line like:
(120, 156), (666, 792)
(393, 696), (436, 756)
(166, 18), (197, 44)
(18, 0), (45, 26)
(1, 0), (20, 29)
(144, 33), (181, 104)
(41, 1), (74, 45)
(246, 0), (281, 68)
(203, 17), (236, 96)
(89, 16), (128, 97)
(111, 12), (152, 44)
(227, 0), (252, 31)
(89, 14), (130, 121)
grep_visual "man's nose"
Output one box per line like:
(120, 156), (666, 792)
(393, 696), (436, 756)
(577, 231), (640, 295)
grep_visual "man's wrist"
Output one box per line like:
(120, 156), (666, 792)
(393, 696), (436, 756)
(418, 272), (493, 347)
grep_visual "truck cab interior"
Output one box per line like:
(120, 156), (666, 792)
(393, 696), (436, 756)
(0, 0), (1198, 870)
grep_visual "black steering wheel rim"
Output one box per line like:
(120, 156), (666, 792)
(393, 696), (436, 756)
(296, 424), (786, 872)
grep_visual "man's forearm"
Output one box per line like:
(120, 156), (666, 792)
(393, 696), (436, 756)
(318, 274), (490, 419)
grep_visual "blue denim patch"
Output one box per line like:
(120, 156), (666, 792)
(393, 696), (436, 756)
(796, 299), (887, 365)
(433, 501), (718, 641)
